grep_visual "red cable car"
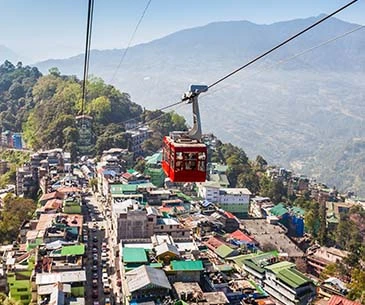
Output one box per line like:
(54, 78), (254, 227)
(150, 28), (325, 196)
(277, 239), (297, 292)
(162, 85), (208, 183)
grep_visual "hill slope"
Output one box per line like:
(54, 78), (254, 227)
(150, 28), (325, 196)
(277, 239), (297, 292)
(36, 16), (365, 195)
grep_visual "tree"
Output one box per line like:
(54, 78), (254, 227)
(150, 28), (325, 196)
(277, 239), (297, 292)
(255, 155), (268, 170)
(48, 67), (61, 77)
(304, 201), (320, 238)
(134, 158), (146, 173)
(318, 202), (327, 245)
(89, 178), (97, 192)
(348, 268), (365, 303)
(0, 194), (36, 243)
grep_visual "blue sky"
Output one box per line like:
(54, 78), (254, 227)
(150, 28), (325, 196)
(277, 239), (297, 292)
(0, 0), (363, 62)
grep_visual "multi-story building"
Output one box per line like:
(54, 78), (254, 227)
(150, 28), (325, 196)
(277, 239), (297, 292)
(198, 183), (252, 216)
(219, 188), (251, 216)
(16, 164), (37, 196)
(126, 126), (152, 157)
(263, 261), (316, 305)
(112, 199), (189, 242)
(306, 245), (349, 277)
(197, 181), (220, 203)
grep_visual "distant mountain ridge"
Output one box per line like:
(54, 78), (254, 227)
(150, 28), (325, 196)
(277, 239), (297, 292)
(36, 16), (365, 195)
(0, 45), (23, 64)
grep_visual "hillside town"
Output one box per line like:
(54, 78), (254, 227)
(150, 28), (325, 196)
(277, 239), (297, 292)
(0, 130), (364, 305)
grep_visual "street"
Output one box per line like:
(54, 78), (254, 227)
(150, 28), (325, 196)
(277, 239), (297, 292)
(83, 191), (121, 305)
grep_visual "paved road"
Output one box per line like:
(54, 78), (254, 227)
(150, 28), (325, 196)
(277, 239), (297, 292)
(84, 192), (121, 305)
(83, 194), (108, 305)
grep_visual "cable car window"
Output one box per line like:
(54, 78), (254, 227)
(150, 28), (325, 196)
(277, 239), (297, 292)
(176, 152), (183, 160)
(170, 150), (175, 169)
(185, 160), (197, 170)
(176, 160), (183, 171)
(198, 161), (206, 172)
(163, 143), (169, 162)
(198, 152), (206, 160)
(184, 152), (197, 161)
(182, 152), (197, 170)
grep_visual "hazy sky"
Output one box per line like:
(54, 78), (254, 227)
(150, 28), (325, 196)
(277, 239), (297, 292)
(0, 0), (363, 62)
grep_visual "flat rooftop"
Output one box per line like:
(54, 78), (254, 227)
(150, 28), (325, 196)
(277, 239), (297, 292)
(240, 219), (304, 257)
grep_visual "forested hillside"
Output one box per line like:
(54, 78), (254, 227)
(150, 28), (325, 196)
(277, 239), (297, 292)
(0, 60), (41, 132)
(0, 61), (188, 160)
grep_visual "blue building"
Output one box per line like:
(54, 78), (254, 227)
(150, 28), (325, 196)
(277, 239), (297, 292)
(12, 133), (23, 149)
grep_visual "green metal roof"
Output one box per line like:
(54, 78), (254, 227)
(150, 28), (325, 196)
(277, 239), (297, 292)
(122, 247), (148, 263)
(176, 192), (193, 202)
(61, 244), (85, 256)
(215, 244), (234, 258)
(244, 260), (265, 274)
(291, 206), (305, 217)
(145, 152), (162, 165)
(264, 261), (295, 273)
(171, 260), (203, 271)
(149, 262), (163, 268)
(270, 203), (288, 217)
(227, 253), (257, 266)
(276, 267), (312, 289)
(110, 184), (137, 195)
(242, 251), (279, 274)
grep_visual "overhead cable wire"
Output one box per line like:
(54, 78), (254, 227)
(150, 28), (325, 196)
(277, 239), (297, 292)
(81, 0), (95, 116)
(116, 23), (365, 133)
(207, 0), (359, 90)
(109, 0), (152, 83)
(202, 24), (365, 98)
(113, 1), (359, 131)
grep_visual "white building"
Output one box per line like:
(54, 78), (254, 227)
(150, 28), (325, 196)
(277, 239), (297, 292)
(263, 261), (316, 305)
(219, 188), (251, 215)
(197, 183), (252, 215)
(197, 181), (220, 203)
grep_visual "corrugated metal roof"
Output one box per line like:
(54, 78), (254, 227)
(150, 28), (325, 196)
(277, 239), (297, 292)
(122, 247), (148, 263)
(36, 270), (86, 285)
(328, 295), (362, 305)
(110, 184), (137, 194)
(171, 260), (203, 271)
(215, 245), (234, 258)
(229, 230), (255, 243)
(275, 267), (312, 289)
(270, 203), (288, 217)
(155, 243), (180, 258)
(264, 261), (295, 274)
(126, 265), (171, 293)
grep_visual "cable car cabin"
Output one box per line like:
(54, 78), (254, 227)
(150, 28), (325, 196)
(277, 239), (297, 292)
(162, 135), (207, 183)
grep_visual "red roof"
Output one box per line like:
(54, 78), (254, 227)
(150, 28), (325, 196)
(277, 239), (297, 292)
(57, 186), (81, 193)
(39, 191), (64, 202)
(44, 199), (62, 210)
(328, 296), (362, 305)
(205, 236), (224, 251)
(229, 230), (255, 243)
(122, 172), (133, 180)
(224, 211), (235, 219)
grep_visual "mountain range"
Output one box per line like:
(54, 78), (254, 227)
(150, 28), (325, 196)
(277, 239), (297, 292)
(32, 16), (365, 195)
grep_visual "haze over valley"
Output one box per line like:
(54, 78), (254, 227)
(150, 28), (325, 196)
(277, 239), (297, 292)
(16, 15), (365, 195)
